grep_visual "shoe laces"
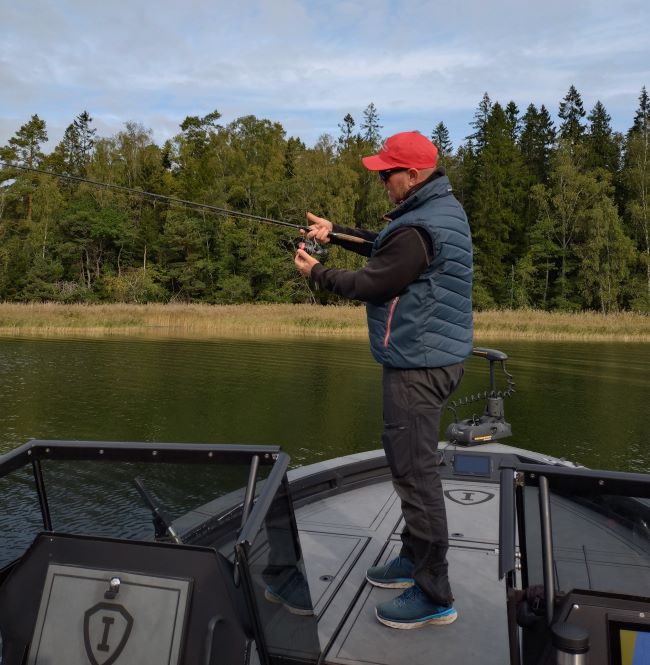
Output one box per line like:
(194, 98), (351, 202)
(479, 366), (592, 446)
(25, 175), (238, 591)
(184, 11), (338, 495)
(389, 556), (410, 571)
(395, 585), (424, 607)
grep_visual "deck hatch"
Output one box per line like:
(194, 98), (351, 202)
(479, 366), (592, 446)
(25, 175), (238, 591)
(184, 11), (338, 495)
(28, 564), (190, 665)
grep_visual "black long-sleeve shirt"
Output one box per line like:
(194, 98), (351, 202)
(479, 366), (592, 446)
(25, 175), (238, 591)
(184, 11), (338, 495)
(311, 224), (433, 304)
(309, 169), (446, 303)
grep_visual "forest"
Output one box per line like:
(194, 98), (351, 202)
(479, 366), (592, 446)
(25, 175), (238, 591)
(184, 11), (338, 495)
(0, 85), (648, 313)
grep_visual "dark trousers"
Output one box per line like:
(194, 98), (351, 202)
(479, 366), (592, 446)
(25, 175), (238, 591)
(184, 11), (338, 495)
(382, 363), (464, 606)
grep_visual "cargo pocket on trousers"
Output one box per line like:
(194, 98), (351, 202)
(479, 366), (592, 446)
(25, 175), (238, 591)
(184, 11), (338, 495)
(382, 421), (412, 479)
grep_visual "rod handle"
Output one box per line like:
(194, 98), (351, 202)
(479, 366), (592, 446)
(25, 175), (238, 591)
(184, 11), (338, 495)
(330, 232), (371, 245)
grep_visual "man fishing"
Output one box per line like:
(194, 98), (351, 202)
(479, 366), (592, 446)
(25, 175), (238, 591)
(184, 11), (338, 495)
(294, 131), (473, 629)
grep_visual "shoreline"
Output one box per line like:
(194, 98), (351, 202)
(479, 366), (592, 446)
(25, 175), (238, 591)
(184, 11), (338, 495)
(0, 303), (648, 342)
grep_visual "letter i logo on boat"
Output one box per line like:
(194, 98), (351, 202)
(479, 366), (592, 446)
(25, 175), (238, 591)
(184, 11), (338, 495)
(444, 489), (494, 506)
(83, 602), (134, 665)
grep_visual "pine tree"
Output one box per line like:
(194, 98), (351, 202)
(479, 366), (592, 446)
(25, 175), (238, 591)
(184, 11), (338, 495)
(431, 122), (453, 158)
(519, 104), (556, 183)
(360, 103), (383, 149)
(73, 111), (96, 169)
(586, 101), (620, 172)
(50, 122), (82, 176)
(173, 109), (224, 204)
(622, 87), (650, 310)
(284, 136), (305, 178)
(631, 86), (649, 139)
(338, 113), (357, 151)
(558, 85), (586, 146)
(0, 114), (48, 221)
(1, 114), (48, 168)
(467, 92), (492, 150)
(469, 102), (528, 302)
(504, 101), (521, 143)
(50, 111), (96, 177)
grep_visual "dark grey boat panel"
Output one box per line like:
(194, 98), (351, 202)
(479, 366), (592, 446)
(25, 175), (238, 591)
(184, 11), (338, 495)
(297, 481), (405, 645)
(525, 492), (650, 597)
(324, 541), (508, 665)
(429, 480), (499, 547)
(295, 477), (506, 665)
(298, 482), (401, 533)
(299, 531), (367, 613)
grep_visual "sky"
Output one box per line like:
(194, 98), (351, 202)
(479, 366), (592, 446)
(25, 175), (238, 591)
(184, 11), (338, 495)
(1, 0), (649, 153)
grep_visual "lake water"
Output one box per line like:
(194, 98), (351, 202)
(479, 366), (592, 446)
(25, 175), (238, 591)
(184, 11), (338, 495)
(0, 336), (648, 472)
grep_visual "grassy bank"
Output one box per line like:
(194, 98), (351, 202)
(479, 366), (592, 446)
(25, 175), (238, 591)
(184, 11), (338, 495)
(0, 303), (647, 342)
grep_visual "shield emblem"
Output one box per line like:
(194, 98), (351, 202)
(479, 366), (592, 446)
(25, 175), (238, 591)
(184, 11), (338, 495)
(83, 602), (134, 665)
(445, 489), (495, 506)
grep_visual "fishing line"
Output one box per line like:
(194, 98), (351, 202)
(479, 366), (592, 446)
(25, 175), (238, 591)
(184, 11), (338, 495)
(0, 162), (372, 254)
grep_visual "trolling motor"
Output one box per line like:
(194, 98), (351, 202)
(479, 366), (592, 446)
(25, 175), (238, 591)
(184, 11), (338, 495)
(445, 347), (515, 446)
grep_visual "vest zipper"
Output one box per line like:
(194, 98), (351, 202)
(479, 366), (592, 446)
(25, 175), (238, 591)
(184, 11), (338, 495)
(383, 297), (400, 348)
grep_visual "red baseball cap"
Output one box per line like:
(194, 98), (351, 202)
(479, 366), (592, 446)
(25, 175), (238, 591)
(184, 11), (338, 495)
(362, 131), (439, 171)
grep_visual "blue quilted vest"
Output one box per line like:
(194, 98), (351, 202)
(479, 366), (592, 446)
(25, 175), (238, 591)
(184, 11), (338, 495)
(366, 175), (473, 368)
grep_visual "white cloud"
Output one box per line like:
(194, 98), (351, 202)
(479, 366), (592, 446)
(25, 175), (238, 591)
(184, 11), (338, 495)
(1, 0), (648, 148)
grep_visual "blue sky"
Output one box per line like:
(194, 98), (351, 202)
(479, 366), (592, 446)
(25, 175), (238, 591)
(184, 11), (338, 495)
(1, 0), (649, 153)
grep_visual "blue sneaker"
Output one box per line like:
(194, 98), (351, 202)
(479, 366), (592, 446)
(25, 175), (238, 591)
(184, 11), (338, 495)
(375, 585), (458, 629)
(264, 570), (314, 616)
(366, 556), (414, 588)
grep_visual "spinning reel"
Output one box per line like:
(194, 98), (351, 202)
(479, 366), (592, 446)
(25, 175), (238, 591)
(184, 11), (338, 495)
(296, 237), (329, 262)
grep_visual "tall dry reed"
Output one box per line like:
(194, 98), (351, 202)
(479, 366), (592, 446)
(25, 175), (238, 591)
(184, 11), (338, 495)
(0, 303), (647, 342)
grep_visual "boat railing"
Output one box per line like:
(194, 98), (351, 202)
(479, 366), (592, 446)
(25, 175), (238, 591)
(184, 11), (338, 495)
(0, 439), (320, 665)
(0, 439), (280, 565)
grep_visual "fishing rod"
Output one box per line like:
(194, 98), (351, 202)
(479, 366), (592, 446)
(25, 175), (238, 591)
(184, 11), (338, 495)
(0, 161), (373, 258)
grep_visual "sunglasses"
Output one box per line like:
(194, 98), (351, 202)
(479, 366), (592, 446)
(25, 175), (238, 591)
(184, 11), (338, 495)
(378, 168), (408, 183)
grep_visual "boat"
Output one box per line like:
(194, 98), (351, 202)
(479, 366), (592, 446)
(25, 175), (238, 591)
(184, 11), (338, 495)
(0, 348), (649, 665)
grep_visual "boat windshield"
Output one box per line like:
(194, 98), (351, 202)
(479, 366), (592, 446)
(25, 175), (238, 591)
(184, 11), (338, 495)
(0, 443), (273, 567)
(517, 465), (650, 599)
(0, 440), (321, 665)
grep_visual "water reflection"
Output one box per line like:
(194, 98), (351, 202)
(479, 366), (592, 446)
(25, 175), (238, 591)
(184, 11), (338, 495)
(0, 336), (648, 472)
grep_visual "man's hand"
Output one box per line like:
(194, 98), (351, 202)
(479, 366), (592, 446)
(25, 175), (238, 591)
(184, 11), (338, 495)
(294, 248), (320, 278)
(303, 211), (333, 244)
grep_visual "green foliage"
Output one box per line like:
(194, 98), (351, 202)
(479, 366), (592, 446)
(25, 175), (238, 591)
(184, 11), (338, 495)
(574, 190), (634, 312)
(360, 103), (383, 150)
(621, 88), (650, 309)
(465, 102), (528, 300)
(586, 101), (621, 173)
(338, 113), (357, 151)
(519, 104), (555, 183)
(102, 267), (166, 303)
(468, 92), (492, 151)
(431, 122), (453, 160)
(1, 114), (48, 167)
(0, 93), (647, 311)
(558, 85), (586, 146)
